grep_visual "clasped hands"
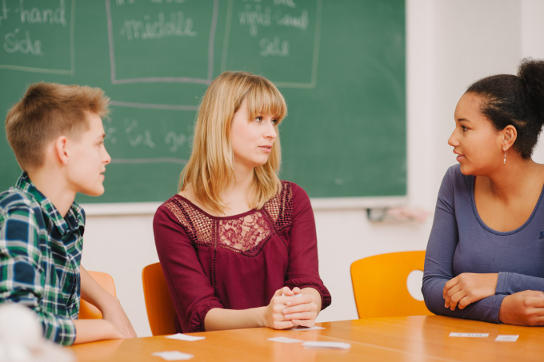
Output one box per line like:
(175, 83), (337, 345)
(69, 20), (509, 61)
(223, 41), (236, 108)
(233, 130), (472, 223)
(264, 286), (318, 329)
(443, 272), (544, 326)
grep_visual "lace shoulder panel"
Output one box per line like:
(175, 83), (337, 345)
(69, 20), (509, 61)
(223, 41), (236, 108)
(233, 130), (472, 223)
(163, 197), (214, 246)
(262, 181), (293, 232)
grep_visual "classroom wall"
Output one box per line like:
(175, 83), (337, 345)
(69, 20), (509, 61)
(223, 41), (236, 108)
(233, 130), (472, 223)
(81, 0), (544, 337)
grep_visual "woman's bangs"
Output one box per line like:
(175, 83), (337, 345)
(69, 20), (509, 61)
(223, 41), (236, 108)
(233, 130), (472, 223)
(246, 82), (287, 123)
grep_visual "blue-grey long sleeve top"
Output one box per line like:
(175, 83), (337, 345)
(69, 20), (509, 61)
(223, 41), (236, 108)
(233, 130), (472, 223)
(422, 164), (544, 323)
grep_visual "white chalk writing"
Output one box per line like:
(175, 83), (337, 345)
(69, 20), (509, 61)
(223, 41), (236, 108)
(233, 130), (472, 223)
(18, 0), (66, 26)
(105, 118), (188, 153)
(125, 119), (156, 148)
(238, 4), (270, 37)
(165, 131), (187, 152)
(276, 9), (307, 30)
(1, 0), (67, 58)
(273, 0), (296, 8)
(0, 1), (9, 26)
(120, 11), (197, 40)
(259, 36), (288, 57)
(3, 28), (43, 55)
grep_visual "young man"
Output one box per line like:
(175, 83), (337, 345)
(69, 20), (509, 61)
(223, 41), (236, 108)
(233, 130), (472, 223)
(0, 82), (136, 345)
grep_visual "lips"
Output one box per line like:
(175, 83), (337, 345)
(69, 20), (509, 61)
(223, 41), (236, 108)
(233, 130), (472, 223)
(453, 150), (465, 162)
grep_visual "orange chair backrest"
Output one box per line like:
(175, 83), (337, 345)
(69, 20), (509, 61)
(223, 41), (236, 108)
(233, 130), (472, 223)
(142, 262), (177, 336)
(79, 271), (116, 319)
(350, 251), (433, 319)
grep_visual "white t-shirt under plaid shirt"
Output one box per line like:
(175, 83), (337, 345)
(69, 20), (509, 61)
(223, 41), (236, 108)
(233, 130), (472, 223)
(0, 173), (84, 345)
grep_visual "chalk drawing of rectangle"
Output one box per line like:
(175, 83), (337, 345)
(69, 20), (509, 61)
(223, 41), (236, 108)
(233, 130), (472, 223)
(105, 0), (219, 85)
(110, 100), (198, 111)
(111, 158), (188, 165)
(220, 0), (322, 89)
(0, 0), (75, 75)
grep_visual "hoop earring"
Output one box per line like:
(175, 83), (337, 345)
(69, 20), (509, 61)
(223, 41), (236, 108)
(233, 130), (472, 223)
(503, 152), (506, 166)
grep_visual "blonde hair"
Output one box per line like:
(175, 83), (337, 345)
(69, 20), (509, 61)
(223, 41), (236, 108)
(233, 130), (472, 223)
(5, 82), (110, 171)
(180, 71), (287, 214)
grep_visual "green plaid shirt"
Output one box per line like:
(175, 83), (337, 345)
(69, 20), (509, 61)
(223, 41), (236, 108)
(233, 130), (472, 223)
(0, 173), (84, 346)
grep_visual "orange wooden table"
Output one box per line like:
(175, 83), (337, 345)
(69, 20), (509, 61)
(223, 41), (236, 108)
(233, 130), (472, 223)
(67, 316), (544, 362)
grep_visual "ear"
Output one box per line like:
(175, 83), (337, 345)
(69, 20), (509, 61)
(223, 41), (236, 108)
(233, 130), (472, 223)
(54, 136), (70, 165)
(500, 125), (517, 152)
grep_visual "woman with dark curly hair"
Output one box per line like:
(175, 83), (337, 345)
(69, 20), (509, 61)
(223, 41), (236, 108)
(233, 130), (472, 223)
(423, 58), (544, 326)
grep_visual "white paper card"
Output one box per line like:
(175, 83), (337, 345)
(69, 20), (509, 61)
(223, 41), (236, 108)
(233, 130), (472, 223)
(152, 351), (194, 361)
(291, 326), (325, 331)
(449, 333), (489, 338)
(165, 334), (205, 342)
(267, 337), (303, 343)
(302, 342), (351, 350)
(495, 335), (519, 342)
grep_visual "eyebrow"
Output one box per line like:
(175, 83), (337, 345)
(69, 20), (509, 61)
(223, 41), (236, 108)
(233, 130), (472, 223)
(457, 118), (472, 123)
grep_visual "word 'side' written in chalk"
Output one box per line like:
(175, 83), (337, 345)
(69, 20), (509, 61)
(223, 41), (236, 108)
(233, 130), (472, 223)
(0, 0), (74, 74)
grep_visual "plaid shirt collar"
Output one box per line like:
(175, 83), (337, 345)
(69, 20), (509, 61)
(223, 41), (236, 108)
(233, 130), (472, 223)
(15, 173), (84, 237)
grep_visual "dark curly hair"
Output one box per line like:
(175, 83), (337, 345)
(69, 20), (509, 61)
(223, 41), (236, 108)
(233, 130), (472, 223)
(466, 58), (544, 159)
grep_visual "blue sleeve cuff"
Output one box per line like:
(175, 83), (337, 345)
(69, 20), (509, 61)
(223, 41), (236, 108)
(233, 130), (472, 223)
(495, 272), (509, 295)
(491, 293), (507, 323)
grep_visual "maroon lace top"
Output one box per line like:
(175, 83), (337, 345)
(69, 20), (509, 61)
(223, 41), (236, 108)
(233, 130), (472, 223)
(153, 181), (331, 333)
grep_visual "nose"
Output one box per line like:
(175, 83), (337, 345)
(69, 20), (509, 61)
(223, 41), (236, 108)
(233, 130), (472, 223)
(265, 122), (277, 140)
(103, 147), (112, 165)
(448, 128), (459, 147)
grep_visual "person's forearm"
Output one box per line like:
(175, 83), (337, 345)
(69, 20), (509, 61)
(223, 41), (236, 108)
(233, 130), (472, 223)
(80, 266), (117, 312)
(423, 277), (506, 323)
(73, 319), (123, 344)
(204, 307), (266, 331)
(497, 272), (544, 295)
(79, 266), (137, 338)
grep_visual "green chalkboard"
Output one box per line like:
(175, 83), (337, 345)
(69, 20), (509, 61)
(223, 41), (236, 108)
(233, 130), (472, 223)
(0, 0), (406, 203)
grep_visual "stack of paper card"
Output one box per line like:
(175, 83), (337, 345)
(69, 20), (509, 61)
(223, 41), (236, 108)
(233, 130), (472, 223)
(495, 335), (519, 342)
(165, 334), (205, 342)
(152, 351), (194, 360)
(267, 337), (303, 343)
(302, 341), (351, 350)
(449, 333), (489, 338)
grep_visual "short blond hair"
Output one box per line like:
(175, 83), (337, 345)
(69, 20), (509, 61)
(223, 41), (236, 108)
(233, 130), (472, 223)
(5, 82), (110, 171)
(180, 71), (287, 214)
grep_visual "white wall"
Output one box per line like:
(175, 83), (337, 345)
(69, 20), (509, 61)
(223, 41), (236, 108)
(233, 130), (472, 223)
(81, 0), (540, 337)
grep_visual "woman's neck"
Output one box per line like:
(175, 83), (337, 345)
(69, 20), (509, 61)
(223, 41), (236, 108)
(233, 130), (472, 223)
(220, 163), (254, 210)
(482, 156), (544, 202)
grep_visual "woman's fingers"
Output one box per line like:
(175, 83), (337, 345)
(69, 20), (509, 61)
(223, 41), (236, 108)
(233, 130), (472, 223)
(283, 301), (317, 314)
(444, 284), (463, 308)
(443, 276), (460, 299)
(285, 294), (315, 306)
(279, 286), (293, 296)
(284, 312), (316, 321)
(457, 294), (472, 310)
(283, 299), (318, 323)
(448, 289), (468, 311)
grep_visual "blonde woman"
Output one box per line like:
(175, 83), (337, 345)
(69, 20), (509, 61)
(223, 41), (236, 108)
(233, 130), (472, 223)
(153, 71), (331, 333)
